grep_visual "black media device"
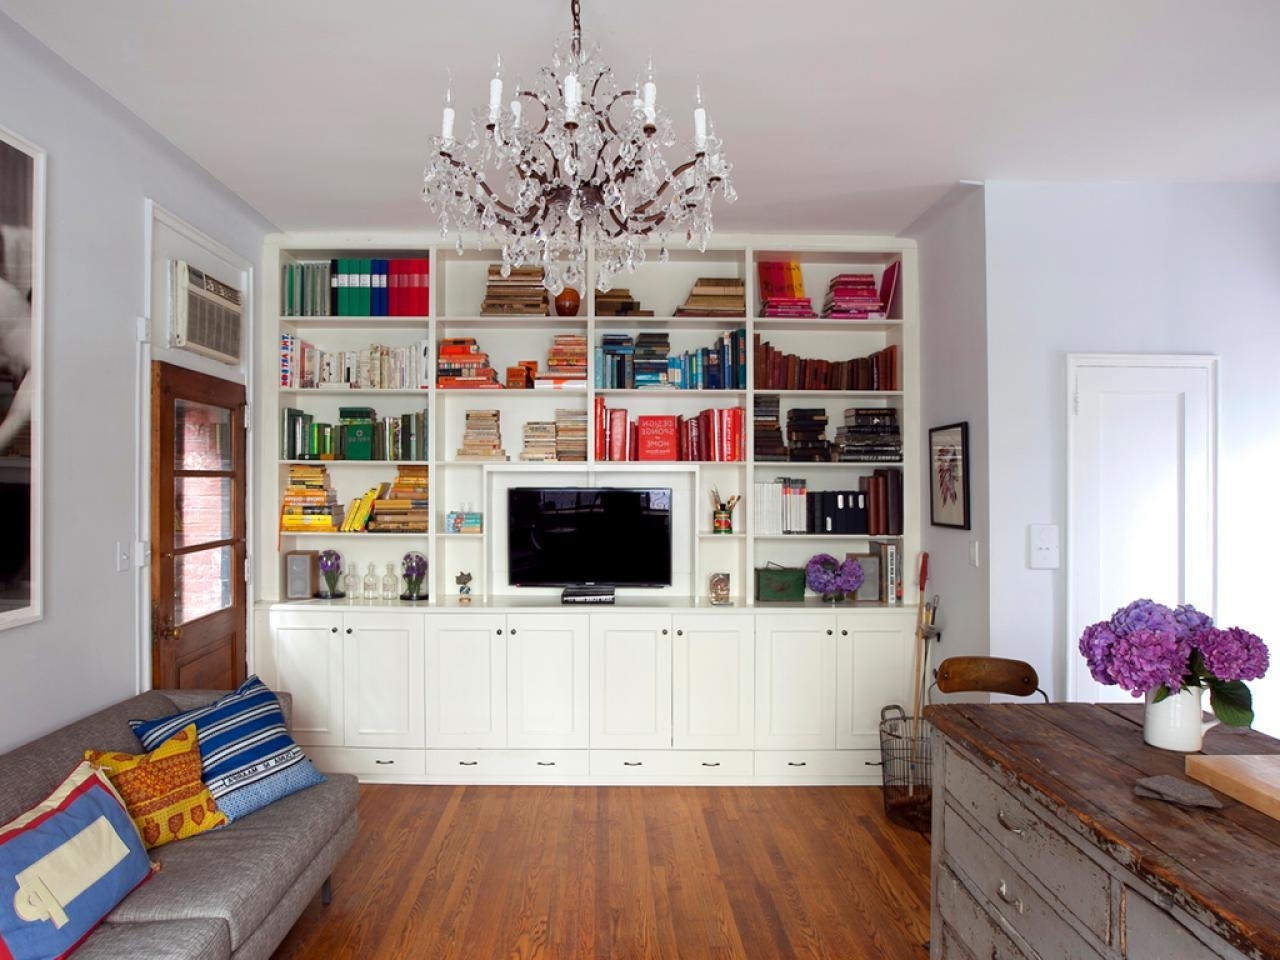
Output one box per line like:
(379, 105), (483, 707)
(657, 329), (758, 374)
(507, 486), (673, 598)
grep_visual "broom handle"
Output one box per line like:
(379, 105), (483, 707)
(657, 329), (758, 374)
(911, 552), (930, 743)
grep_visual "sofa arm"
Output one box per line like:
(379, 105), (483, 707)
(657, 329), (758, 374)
(154, 688), (294, 732)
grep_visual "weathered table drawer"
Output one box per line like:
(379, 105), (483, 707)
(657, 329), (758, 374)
(943, 805), (1107, 960)
(1124, 888), (1245, 960)
(945, 746), (1111, 943)
(936, 863), (1030, 960)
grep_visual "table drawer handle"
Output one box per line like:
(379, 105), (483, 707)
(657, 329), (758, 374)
(458, 760), (479, 766)
(996, 810), (1025, 836)
(701, 762), (721, 767)
(373, 759), (395, 765)
(996, 879), (1025, 915)
(536, 761), (556, 766)
(623, 761), (643, 767)
(787, 761), (807, 767)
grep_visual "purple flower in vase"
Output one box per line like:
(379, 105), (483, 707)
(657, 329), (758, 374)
(804, 553), (864, 602)
(317, 549), (343, 597)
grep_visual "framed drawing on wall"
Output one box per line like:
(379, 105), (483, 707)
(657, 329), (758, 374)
(929, 421), (970, 530)
(0, 124), (45, 629)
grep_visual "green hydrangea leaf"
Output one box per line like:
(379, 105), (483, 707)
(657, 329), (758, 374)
(1208, 679), (1254, 727)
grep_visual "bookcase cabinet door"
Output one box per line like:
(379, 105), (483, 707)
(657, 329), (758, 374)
(755, 614), (838, 750)
(589, 613), (674, 749)
(506, 614), (589, 748)
(836, 610), (915, 750)
(673, 613), (754, 749)
(342, 611), (425, 749)
(263, 610), (344, 746)
(425, 614), (506, 747)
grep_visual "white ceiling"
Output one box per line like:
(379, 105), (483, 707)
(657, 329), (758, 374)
(4, 0), (1279, 236)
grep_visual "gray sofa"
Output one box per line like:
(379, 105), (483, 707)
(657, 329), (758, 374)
(0, 689), (359, 960)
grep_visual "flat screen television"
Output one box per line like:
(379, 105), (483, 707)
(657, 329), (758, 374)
(507, 486), (673, 587)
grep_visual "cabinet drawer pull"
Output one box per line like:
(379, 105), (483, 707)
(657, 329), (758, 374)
(996, 880), (1025, 915)
(536, 761), (556, 766)
(458, 760), (479, 766)
(787, 761), (807, 767)
(996, 810), (1025, 836)
(373, 759), (395, 765)
(701, 762), (721, 767)
(623, 761), (643, 767)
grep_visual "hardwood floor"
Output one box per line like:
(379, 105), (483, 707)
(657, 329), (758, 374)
(273, 785), (932, 960)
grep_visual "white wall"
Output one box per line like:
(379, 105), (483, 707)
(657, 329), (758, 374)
(0, 13), (272, 751)
(983, 182), (1280, 730)
(906, 186), (992, 669)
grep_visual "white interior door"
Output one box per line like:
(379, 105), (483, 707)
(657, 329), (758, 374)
(1066, 355), (1216, 702)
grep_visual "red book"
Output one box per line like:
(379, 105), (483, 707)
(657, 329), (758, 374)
(594, 395), (606, 461)
(636, 415), (679, 461)
(608, 408), (629, 462)
(878, 260), (900, 318)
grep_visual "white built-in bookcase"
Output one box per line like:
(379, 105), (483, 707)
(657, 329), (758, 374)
(255, 232), (919, 609)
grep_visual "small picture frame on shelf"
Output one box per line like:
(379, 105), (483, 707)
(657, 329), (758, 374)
(847, 552), (880, 603)
(708, 572), (731, 605)
(929, 421), (971, 529)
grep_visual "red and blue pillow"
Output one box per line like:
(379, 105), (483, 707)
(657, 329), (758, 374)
(0, 762), (153, 960)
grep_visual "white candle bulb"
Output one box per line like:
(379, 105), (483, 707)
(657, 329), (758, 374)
(643, 57), (657, 124)
(693, 81), (707, 149)
(488, 55), (503, 124)
(565, 73), (581, 122)
(441, 74), (455, 141)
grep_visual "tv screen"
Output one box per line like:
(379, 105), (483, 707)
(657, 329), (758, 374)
(507, 486), (673, 587)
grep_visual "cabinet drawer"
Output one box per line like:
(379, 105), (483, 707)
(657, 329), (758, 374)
(306, 746), (425, 780)
(424, 749), (588, 781)
(944, 747), (1111, 943)
(589, 750), (753, 780)
(942, 806), (1106, 960)
(935, 863), (1029, 960)
(754, 749), (880, 779)
(1123, 888), (1231, 960)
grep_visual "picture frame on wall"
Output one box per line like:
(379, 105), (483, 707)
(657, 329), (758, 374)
(0, 124), (45, 630)
(929, 421), (970, 530)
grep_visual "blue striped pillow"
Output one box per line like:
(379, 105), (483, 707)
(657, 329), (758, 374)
(130, 677), (325, 822)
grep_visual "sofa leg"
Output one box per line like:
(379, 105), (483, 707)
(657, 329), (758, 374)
(321, 876), (332, 906)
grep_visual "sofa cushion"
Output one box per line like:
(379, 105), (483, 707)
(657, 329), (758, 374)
(0, 761), (154, 960)
(85, 724), (228, 849)
(104, 772), (357, 950)
(0, 692), (184, 826)
(129, 677), (325, 822)
(72, 918), (229, 960)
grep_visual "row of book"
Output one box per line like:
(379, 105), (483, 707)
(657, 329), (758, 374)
(595, 328), (748, 390)
(280, 406), (428, 462)
(281, 259), (430, 318)
(593, 398), (746, 462)
(754, 336), (900, 391)
(752, 468), (903, 536)
(280, 334), (430, 390)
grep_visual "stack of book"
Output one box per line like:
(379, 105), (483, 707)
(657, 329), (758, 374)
(554, 407), (587, 461)
(367, 465), (429, 532)
(757, 260), (816, 317)
(786, 408), (831, 462)
(822, 272), (884, 319)
(536, 334), (588, 388)
(437, 337), (501, 389)
(834, 407), (902, 462)
(279, 465), (342, 533)
(594, 288), (652, 317)
(633, 332), (672, 388)
(674, 277), (746, 317)
(753, 394), (788, 461)
(444, 510), (483, 534)
(597, 333), (635, 388)
(455, 409), (509, 461)
(480, 265), (549, 315)
(518, 420), (558, 461)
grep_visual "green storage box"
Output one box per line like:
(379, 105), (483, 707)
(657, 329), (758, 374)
(754, 563), (805, 602)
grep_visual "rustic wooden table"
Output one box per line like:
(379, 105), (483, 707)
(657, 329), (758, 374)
(925, 702), (1280, 959)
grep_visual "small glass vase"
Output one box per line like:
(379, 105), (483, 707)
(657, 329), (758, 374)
(822, 592), (845, 604)
(343, 563), (360, 600)
(382, 563), (399, 601)
(1143, 686), (1219, 751)
(363, 562), (379, 600)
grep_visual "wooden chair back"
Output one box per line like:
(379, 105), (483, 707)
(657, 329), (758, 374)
(930, 656), (1048, 701)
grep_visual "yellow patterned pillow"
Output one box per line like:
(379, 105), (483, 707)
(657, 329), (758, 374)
(85, 723), (227, 849)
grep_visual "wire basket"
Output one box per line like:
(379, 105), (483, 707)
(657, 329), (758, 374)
(878, 704), (932, 833)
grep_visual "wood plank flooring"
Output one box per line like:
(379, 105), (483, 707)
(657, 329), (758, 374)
(272, 785), (932, 960)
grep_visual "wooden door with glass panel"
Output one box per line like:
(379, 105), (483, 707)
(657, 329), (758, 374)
(151, 362), (247, 689)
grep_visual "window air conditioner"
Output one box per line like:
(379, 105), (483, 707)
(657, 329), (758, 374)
(171, 261), (243, 364)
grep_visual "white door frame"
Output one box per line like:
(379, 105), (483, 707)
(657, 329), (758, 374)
(1064, 353), (1218, 702)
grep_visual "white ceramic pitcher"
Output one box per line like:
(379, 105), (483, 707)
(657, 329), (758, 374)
(1143, 686), (1219, 751)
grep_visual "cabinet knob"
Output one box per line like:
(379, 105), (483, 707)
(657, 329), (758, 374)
(825, 629), (833, 636)
(330, 627), (338, 634)
(662, 628), (668, 635)
(841, 629), (848, 636)
(496, 628), (503, 636)
(510, 628), (517, 635)
(345, 628), (353, 635)
(676, 629), (683, 637)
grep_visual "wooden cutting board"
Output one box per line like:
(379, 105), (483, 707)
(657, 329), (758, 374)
(1185, 755), (1280, 820)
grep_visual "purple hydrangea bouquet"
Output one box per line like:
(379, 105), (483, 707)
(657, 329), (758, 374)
(1079, 599), (1268, 726)
(805, 553), (864, 603)
(401, 551), (428, 601)
(317, 548), (344, 598)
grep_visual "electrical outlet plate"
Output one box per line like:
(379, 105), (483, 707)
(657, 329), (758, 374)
(1028, 523), (1060, 569)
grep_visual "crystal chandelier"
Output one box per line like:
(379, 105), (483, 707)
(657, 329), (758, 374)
(421, 0), (735, 294)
